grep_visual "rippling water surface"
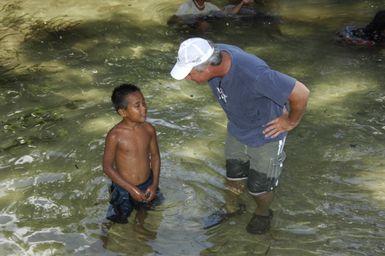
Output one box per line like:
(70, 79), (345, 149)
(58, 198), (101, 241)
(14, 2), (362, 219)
(1, 0), (385, 255)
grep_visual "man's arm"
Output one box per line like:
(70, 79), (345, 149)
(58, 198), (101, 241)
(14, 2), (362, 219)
(263, 80), (310, 138)
(103, 131), (147, 201)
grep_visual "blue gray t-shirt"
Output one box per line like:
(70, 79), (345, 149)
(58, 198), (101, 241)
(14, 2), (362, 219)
(208, 44), (296, 147)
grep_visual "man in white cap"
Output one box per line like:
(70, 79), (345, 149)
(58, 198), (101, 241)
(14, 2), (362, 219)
(170, 37), (310, 234)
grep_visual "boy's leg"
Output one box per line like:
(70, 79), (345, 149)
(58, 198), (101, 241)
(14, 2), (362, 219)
(106, 183), (134, 224)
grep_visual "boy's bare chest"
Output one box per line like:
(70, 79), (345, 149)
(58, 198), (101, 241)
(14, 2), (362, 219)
(118, 130), (150, 153)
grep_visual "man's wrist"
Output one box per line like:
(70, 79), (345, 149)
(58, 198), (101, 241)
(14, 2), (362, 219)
(288, 118), (299, 128)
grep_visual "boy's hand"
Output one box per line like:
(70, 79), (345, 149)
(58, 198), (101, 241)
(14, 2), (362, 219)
(130, 187), (147, 202)
(144, 185), (157, 202)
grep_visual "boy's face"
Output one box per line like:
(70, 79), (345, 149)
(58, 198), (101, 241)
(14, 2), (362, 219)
(119, 91), (147, 123)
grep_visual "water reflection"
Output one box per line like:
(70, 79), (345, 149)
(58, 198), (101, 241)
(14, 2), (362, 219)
(1, 0), (385, 255)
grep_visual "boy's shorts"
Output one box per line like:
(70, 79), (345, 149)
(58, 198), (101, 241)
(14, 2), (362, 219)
(225, 133), (286, 195)
(106, 174), (163, 224)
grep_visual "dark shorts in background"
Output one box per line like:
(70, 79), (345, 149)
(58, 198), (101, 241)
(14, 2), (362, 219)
(106, 175), (163, 224)
(225, 133), (286, 195)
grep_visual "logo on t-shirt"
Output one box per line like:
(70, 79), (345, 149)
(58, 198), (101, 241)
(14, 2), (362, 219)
(217, 83), (227, 104)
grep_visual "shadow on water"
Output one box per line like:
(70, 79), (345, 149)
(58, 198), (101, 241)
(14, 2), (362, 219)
(0, 0), (385, 255)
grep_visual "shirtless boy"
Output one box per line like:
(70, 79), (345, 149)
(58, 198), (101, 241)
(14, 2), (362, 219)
(103, 84), (161, 224)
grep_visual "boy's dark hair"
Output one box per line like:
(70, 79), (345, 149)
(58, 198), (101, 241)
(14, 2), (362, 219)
(111, 83), (141, 111)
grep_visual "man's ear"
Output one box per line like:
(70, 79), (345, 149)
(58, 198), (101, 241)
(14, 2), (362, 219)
(205, 64), (213, 74)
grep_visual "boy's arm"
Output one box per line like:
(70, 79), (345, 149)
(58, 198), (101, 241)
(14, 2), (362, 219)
(103, 131), (147, 201)
(150, 126), (161, 188)
(145, 125), (160, 201)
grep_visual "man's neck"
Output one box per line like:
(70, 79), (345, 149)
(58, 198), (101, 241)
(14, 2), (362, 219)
(212, 51), (231, 78)
(192, 0), (205, 11)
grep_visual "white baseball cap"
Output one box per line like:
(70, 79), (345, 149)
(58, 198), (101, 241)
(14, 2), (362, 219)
(170, 37), (214, 80)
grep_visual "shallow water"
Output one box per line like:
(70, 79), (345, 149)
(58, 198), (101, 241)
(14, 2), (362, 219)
(1, 0), (385, 255)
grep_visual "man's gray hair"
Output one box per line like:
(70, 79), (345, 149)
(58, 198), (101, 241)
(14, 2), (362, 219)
(194, 41), (222, 72)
